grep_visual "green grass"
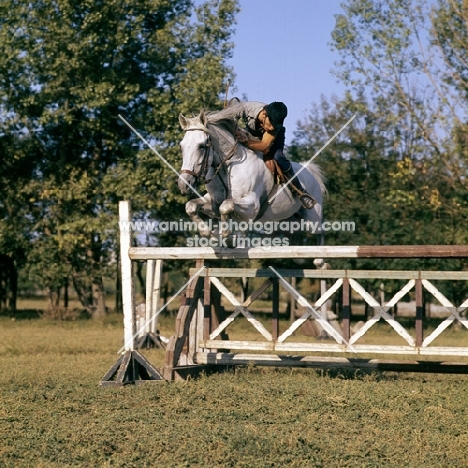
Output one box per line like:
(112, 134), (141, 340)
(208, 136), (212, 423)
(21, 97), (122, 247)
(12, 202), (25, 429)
(1, 314), (468, 467)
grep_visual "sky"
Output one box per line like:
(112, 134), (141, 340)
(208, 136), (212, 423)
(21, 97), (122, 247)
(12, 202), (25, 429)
(227, 0), (346, 144)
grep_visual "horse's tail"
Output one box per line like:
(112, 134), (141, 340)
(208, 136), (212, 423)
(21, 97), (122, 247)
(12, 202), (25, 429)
(301, 161), (327, 195)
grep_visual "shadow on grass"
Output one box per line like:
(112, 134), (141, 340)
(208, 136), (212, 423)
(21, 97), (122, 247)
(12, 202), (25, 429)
(313, 367), (401, 381)
(1, 308), (91, 321)
(188, 362), (402, 383)
(0, 309), (43, 320)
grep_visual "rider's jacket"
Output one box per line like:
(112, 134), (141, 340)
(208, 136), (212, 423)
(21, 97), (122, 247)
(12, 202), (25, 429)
(235, 101), (266, 138)
(233, 101), (285, 160)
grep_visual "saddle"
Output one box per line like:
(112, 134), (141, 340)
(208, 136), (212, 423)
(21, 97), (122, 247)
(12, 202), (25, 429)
(254, 158), (289, 222)
(264, 158), (286, 185)
(256, 156), (308, 221)
(264, 157), (307, 199)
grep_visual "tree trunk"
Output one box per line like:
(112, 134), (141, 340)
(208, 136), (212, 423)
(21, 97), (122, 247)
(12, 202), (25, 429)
(63, 278), (69, 308)
(240, 277), (249, 303)
(7, 262), (17, 312)
(91, 276), (106, 319)
(0, 254), (17, 312)
(89, 236), (107, 319)
(72, 273), (93, 313)
(48, 286), (60, 310)
(0, 258), (7, 311)
(72, 269), (107, 319)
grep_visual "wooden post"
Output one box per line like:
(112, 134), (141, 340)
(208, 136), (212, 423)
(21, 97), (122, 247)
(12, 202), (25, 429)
(145, 259), (155, 335)
(120, 201), (135, 351)
(272, 278), (279, 341)
(135, 254), (165, 349)
(204, 274), (211, 341)
(342, 277), (350, 342)
(289, 277), (296, 324)
(151, 259), (163, 334)
(415, 278), (424, 347)
(319, 266), (330, 339)
(320, 277), (327, 319)
(99, 201), (164, 385)
(196, 260), (206, 354)
(163, 260), (205, 380)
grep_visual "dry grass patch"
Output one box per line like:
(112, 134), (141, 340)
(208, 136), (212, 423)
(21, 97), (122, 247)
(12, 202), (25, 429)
(1, 315), (468, 467)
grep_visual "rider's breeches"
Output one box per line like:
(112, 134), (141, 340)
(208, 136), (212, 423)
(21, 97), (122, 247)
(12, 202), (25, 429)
(273, 149), (292, 172)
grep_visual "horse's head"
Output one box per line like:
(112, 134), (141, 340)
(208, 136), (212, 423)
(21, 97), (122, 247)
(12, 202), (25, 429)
(178, 110), (213, 194)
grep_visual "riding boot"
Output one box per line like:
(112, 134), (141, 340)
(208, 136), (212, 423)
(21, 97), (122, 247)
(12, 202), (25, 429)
(283, 167), (317, 210)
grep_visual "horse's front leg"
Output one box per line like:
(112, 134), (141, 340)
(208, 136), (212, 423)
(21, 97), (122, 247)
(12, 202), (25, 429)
(219, 193), (260, 238)
(185, 195), (218, 237)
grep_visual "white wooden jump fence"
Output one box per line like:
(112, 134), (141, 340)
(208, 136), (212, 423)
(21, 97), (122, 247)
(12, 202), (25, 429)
(100, 201), (468, 385)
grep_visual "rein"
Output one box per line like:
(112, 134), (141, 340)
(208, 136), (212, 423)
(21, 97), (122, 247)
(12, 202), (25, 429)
(181, 128), (213, 181)
(182, 126), (237, 189)
(205, 140), (238, 185)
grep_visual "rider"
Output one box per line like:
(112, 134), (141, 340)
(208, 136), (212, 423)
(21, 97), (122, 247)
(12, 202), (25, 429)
(232, 101), (316, 209)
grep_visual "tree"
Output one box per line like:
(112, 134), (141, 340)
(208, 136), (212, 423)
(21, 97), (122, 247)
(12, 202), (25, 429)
(0, 134), (38, 312)
(0, 0), (239, 316)
(290, 93), (468, 307)
(327, 0), (468, 249)
(290, 93), (407, 251)
(431, 0), (468, 244)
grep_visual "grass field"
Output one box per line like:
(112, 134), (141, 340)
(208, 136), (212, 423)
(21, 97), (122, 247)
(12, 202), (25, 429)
(1, 312), (468, 468)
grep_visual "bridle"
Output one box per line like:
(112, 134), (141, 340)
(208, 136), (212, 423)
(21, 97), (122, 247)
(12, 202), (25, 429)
(181, 125), (237, 190)
(180, 129), (213, 183)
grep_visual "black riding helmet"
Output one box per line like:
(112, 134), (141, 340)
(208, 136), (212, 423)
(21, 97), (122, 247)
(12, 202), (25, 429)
(264, 101), (288, 130)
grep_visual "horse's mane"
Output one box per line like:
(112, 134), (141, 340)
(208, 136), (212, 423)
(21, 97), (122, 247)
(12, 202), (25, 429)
(204, 104), (244, 156)
(206, 105), (243, 129)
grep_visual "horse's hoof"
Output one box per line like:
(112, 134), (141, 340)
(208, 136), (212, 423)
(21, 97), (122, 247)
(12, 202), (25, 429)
(198, 222), (212, 237)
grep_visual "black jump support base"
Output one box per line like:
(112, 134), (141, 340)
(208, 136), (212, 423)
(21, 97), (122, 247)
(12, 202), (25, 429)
(135, 332), (166, 350)
(100, 350), (165, 386)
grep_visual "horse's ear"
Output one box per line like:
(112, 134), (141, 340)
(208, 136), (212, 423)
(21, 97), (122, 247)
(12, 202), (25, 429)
(179, 113), (189, 130)
(199, 109), (208, 128)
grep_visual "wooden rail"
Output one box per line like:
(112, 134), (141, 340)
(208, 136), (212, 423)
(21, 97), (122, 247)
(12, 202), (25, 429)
(100, 201), (468, 384)
(189, 268), (468, 280)
(129, 245), (468, 260)
(189, 267), (468, 355)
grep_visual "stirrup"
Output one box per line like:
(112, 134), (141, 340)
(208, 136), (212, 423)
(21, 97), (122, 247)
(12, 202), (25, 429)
(299, 194), (316, 210)
(283, 169), (316, 209)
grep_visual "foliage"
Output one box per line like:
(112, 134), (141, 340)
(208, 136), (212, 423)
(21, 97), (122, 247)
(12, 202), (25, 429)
(0, 134), (37, 310)
(327, 0), (468, 249)
(0, 0), (239, 315)
(286, 0), (468, 278)
(290, 95), (468, 295)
